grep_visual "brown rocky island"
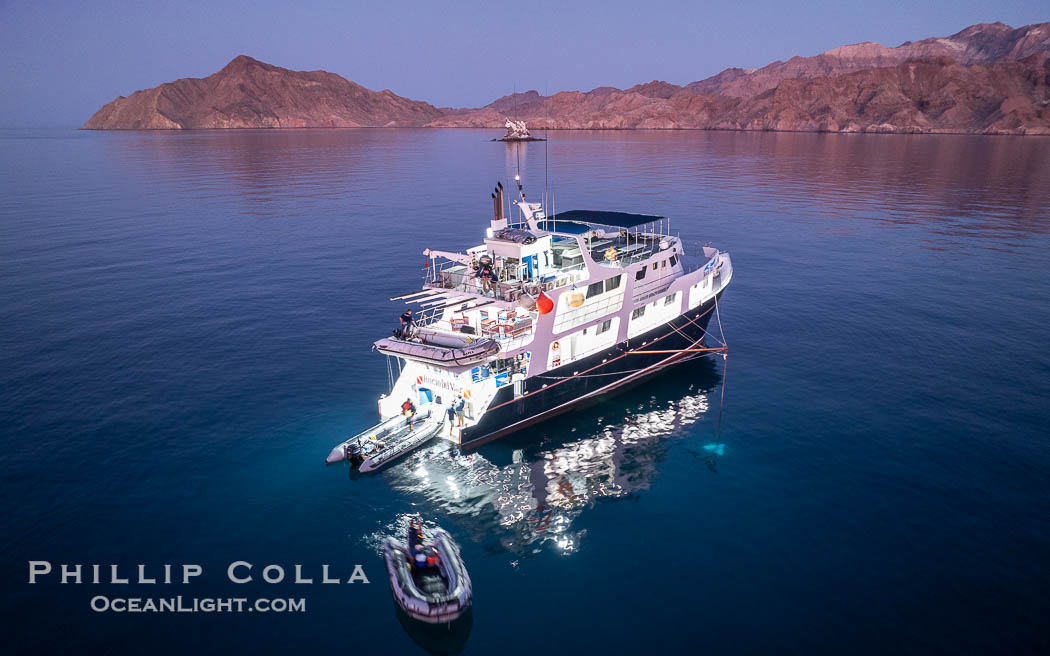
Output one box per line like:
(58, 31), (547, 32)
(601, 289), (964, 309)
(84, 21), (1050, 135)
(83, 55), (443, 129)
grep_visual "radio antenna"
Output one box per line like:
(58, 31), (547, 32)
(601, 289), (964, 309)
(544, 84), (550, 219)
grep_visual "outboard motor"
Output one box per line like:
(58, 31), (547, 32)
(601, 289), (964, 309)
(345, 442), (365, 466)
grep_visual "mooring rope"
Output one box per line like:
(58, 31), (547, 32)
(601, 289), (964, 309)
(714, 294), (727, 438)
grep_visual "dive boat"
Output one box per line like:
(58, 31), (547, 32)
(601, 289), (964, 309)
(384, 521), (472, 624)
(494, 119), (545, 142)
(326, 175), (732, 458)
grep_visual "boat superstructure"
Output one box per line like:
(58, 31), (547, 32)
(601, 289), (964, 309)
(356, 177), (732, 451)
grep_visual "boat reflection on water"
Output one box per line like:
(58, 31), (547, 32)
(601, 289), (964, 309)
(385, 359), (723, 556)
(394, 604), (474, 656)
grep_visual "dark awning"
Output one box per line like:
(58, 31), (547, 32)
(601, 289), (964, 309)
(538, 209), (665, 231)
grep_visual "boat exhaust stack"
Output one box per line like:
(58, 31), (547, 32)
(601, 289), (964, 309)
(491, 181), (508, 231)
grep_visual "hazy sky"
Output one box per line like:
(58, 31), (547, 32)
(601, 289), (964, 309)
(1, 0), (1047, 126)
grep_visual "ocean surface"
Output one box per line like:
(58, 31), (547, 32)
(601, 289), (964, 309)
(1, 128), (1048, 654)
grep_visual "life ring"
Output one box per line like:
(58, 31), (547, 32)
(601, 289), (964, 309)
(551, 341), (560, 351)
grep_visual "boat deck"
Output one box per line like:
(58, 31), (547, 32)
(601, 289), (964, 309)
(587, 233), (665, 268)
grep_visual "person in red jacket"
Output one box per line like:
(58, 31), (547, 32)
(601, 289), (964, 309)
(401, 398), (416, 431)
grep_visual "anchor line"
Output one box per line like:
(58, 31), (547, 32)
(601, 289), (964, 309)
(670, 308), (725, 348)
(714, 293), (727, 440)
(625, 347), (726, 355)
(533, 308), (724, 380)
(487, 304), (719, 411)
(535, 349), (714, 381)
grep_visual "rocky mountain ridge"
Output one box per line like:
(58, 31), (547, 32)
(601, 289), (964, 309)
(84, 22), (1050, 135)
(83, 55), (443, 130)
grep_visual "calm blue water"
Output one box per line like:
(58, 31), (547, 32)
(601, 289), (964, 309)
(1, 128), (1048, 654)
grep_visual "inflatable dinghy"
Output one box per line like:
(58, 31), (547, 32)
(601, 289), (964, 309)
(374, 328), (500, 367)
(384, 523), (472, 624)
(326, 407), (442, 471)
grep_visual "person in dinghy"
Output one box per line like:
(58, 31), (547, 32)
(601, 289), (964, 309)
(385, 519), (472, 624)
(402, 398), (417, 432)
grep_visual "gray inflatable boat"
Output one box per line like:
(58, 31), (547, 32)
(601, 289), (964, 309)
(374, 328), (499, 367)
(384, 523), (472, 624)
(325, 407), (442, 472)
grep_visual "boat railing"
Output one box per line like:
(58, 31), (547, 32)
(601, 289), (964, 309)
(631, 270), (678, 303)
(546, 263), (588, 289)
(407, 304), (448, 330)
(595, 251), (652, 269)
(425, 260), (586, 304)
(425, 260), (470, 290)
(590, 236), (661, 269)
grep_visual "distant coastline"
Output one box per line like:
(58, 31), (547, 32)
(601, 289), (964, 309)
(83, 21), (1050, 136)
(80, 125), (1050, 137)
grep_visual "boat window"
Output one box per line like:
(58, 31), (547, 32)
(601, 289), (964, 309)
(652, 262), (658, 271)
(605, 275), (622, 293)
(669, 255), (677, 267)
(635, 267), (646, 281)
(631, 307), (646, 319)
(597, 319), (612, 334)
(586, 281), (604, 298)
(664, 293), (676, 306)
(661, 260), (667, 268)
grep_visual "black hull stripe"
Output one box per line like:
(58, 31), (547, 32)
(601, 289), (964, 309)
(460, 295), (721, 448)
(463, 331), (707, 449)
(486, 302), (718, 412)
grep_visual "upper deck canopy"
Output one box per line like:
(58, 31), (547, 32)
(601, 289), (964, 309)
(537, 209), (665, 233)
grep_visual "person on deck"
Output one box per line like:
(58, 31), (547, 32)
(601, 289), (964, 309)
(401, 398), (416, 431)
(447, 402), (457, 436)
(454, 393), (466, 427)
(477, 263), (498, 297)
(399, 309), (415, 339)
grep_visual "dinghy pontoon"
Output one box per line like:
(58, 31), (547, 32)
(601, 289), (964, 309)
(326, 407), (443, 472)
(374, 328), (500, 367)
(384, 522), (472, 624)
